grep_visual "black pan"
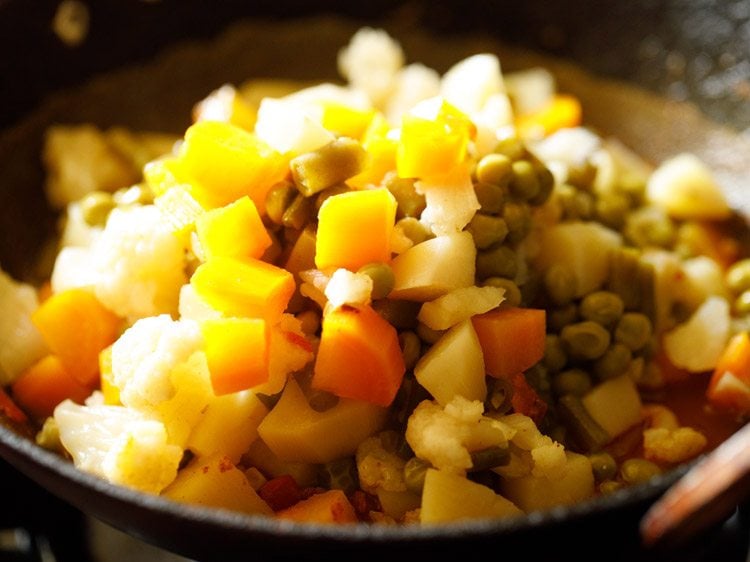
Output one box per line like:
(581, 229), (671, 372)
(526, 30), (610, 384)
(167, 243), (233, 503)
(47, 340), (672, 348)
(0, 2), (748, 561)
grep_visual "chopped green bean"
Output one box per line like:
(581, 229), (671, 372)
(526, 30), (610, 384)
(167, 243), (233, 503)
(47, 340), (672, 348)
(291, 137), (366, 196)
(384, 174), (426, 219)
(396, 217), (432, 246)
(282, 192), (315, 230)
(469, 445), (510, 472)
(557, 394), (611, 453)
(265, 181), (297, 225)
(485, 376), (514, 415)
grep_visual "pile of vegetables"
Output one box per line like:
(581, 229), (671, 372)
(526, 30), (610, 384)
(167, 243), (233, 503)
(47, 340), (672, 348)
(0, 27), (748, 525)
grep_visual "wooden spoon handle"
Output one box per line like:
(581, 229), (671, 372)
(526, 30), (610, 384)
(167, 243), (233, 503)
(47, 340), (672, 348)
(640, 422), (750, 548)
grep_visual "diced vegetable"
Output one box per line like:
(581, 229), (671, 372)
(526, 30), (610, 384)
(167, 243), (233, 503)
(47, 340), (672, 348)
(707, 331), (750, 415)
(417, 286), (505, 331)
(14, 355), (91, 420)
(646, 153), (731, 220)
(290, 137), (367, 196)
(472, 307), (546, 380)
(186, 391), (268, 464)
(315, 188), (397, 272)
(499, 452), (594, 512)
(276, 490), (358, 524)
(31, 288), (121, 386)
(163, 453), (273, 516)
(414, 319), (487, 406)
(190, 257), (295, 322)
(195, 196), (272, 261)
(201, 317), (270, 395)
(420, 468), (523, 523)
(397, 98), (473, 180)
(192, 84), (257, 131)
(515, 94), (582, 139)
(390, 231), (476, 301)
(581, 375), (643, 440)
(257, 377), (388, 464)
(312, 304), (405, 407)
(178, 120), (288, 212)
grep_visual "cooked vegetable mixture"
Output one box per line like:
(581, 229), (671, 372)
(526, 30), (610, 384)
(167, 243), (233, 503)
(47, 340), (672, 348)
(1, 28), (749, 525)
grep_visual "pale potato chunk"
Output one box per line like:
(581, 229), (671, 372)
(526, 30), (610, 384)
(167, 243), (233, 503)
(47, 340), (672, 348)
(582, 375), (643, 439)
(421, 468), (523, 524)
(415, 320), (487, 405)
(647, 153), (731, 220)
(499, 452), (594, 512)
(390, 231), (476, 301)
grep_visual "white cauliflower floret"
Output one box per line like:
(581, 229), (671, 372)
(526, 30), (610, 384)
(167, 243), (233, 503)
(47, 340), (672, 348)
(91, 205), (186, 322)
(338, 27), (404, 108)
(385, 63), (441, 124)
(324, 268), (373, 309)
(54, 398), (182, 494)
(497, 413), (566, 479)
(111, 315), (204, 410)
(643, 427), (708, 464)
(356, 431), (407, 494)
(0, 269), (47, 385)
(405, 397), (511, 474)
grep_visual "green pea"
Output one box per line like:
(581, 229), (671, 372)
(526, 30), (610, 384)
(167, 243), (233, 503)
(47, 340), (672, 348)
(483, 277), (522, 307)
(595, 192), (630, 230)
(579, 291), (625, 328)
(80, 191), (115, 227)
(404, 457), (431, 494)
(468, 213), (509, 249)
(599, 480), (624, 495)
(476, 245), (518, 281)
(469, 445), (510, 472)
(502, 201), (532, 243)
(614, 312), (653, 352)
(473, 181), (506, 214)
(476, 153), (512, 187)
(416, 322), (445, 345)
(509, 160), (540, 201)
(593, 343), (633, 380)
(734, 290), (750, 315)
(385, 174), (426, 219)
(282, 192), (315, 230)
(561, 321), (611, 360)
(588, 451), (618, 482)
(358, 262), (395, 299)
(399, 331), (422, 371)
(396, 217), (432, 246)
(265, 181), (297, 225)
(727, 259), (750, 293)
(547, 304), (579, 333)
(552, 368), (592, 397)
(544, 264), (577, 306)
(543, 334), (568, 373)
(620, 458), (661, 485)
(528, 162), (555, 206)
(290, 137), (366, 196)
(493, 136), (526, 161)
(320, 457), (358, 494)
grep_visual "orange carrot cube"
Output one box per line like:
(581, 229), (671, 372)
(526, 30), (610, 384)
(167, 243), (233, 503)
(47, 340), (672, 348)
(196, 196), (272, 261)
